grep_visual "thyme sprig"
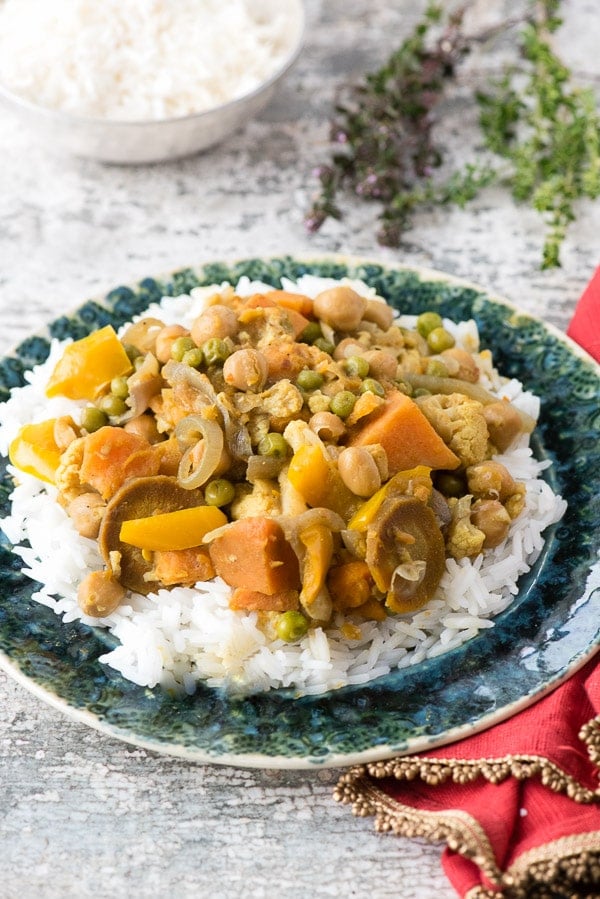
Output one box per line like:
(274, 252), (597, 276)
(305, 0), (600, 268)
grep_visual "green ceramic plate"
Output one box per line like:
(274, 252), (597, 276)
(0, 255), (598, 769)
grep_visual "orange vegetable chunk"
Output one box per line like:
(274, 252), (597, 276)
(8, 418), (62, 484)
(152, 548), (216, 586)
(263, 289), (315, 317)
(46, 325), (132, 400)
(229, 587), (300, 612)
(208, 516), (300, 594)
(80, 426), (161, 500)
(348, 390), (460, 474)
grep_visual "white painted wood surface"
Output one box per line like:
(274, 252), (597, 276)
(0, 2), (598, 896)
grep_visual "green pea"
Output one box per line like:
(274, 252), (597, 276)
(427, 327), (455, 353)
(412, 387), (431, 398)
(202, 337), (232, 365)
(313, 337), (335, 356)
(204, 479), (235, 507)
(110, 376), (129, 399)
(359, 378), (385, 397)
(80, 406), (108, 433)
(258, 432), (289, 458)
(417, 311), (443, 338)
(435, 472), (466, 498)
(329, 390), (357, 419)
(171, 336), (197, 362)
(275, 610), (309, 642)
(99, 394), (128, 417)
(122, 342), (142, 363)
(182, 347), (204, 368)
(133, 355), (147, 370)
(343, 355), (370, 378)
(296, 369), (324, 391)
(299, 322), (322, 344)
(426, 359), (449, 378)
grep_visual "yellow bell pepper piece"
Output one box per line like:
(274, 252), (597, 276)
(287, 445), (330, 507)
(46, 325), (133, 400)
(348, 465), (433, 531)
(119, 505), (227, 551)
(8, 419), (62, 484)
(287, 444), (360, 519)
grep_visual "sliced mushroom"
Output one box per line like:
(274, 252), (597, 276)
(98, 475), (205, 594)
(365, 496), (445, 614)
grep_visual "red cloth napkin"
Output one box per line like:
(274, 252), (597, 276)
(335, 271), (600, 899)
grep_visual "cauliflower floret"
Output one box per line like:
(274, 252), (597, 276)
(55, 436), (88, 505)
(232, 379), (304, 432)
(415, 393), (489, 467)
(230, 478), (281, 520)
(445, 495), (485, 560)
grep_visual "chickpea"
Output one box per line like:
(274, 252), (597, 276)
(190, 304), (239, 346)
(124, 414), (162, 444)
(223, 348), (268, 392)
(483, 400), (523, 452)
(441, 347), (480, 383)
(471, 499), (511, 549)
(313, 286), (367, 332)
(333, 338), (365, 361)
(363, 298), (395, 330)
(68, 493), (107, 539)
(466, 460), (519, 502)
(309, 411), (346, 442)
(155, 324), (190, 364)
(77, 568), (126, 617)
(362, 349), (398, 381)
(337, 447), (382, 497)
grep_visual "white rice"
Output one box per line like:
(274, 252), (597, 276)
(0, 276), (567, 696)
(0, 0), (295, 120)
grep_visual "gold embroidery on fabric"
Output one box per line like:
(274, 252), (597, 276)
(334, 714), (600, 898)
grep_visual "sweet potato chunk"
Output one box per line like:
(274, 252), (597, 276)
(80, 426), (160, 500)
(208, 516), (300, 594)
(152, 548), (215, 587)
(348, 390), (460, 474)
(229, 587), (300, 612)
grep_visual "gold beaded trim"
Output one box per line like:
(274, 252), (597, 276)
(334, 716), (600, 896)
(335, 771), (503, 885)
(355, 747), (600, 803)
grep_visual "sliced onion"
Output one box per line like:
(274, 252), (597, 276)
(175, 414), (224, 489)
(164, 360), (252, 461)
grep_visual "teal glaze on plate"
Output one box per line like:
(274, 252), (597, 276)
(0, 256), (599, 768)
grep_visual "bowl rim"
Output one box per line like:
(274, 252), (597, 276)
(0, 0), (306, 129)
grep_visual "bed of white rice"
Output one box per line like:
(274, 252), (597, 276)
(0, 276), (567, 696)
(0, 0), (294, 120)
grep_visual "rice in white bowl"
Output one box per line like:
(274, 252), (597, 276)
(0, 276), (567, 696)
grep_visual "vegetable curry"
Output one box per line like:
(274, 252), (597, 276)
(9, 283), (531, 641)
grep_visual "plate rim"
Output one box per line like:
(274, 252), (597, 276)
(0, 252), (599, 769)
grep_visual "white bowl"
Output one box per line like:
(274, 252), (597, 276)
(0, 0), (305, 165)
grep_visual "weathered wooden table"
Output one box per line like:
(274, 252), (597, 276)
(0, 2), (598, 896)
